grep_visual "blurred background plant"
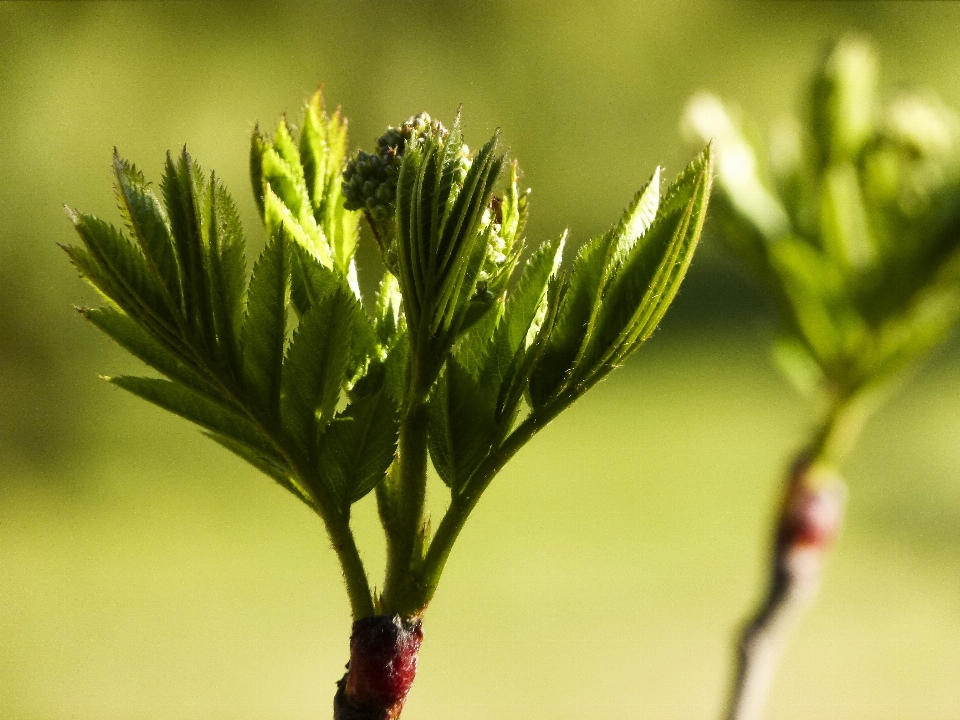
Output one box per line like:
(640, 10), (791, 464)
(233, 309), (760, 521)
(684, 35), (960, 720)
(3, 3), (960, 719)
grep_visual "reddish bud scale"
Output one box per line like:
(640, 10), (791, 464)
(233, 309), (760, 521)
(334, 615), (423, 720)
(777, 461), (844, 552)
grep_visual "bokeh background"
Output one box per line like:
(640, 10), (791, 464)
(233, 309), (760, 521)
(3, 2), (960, 718)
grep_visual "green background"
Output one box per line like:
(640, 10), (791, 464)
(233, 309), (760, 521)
(2, 2), (959, 718)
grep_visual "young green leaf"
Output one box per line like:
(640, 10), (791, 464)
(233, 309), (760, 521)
(67, 210), (174, 330)
(280, 284), (356, 455)
(316, 390), (400, 513)
(500, 235), (566, 364)
(300, 92), (332, 210)
(80, 306), (217, 399)
(300, 91), (357, 275)
(273, 116), (305, 184)
(528, 148), (712, 407)
(820, 162), (874, 270)
(109, 375), (276, 460)
(454, 234), (565, 417)
(250, 128), (268, 218)
(810, 36), (877, 167)
(261, 143), (308, 220)
(374, 272), (403, 348)
(162, 149), (214, 347)
(395, 142), (425, 328)
(288, 241), (333, 316)
(263, 183), (332, 268)
(433, 134), (504, 335)
(527, 232), (608, 408)
(428, 358), (497, 492)
(584, 146), (713, 374)
(768, 236), (866, 373)
(113, 151), (183, 313)
(206, 175), (248, 370)
(241, 226), (291, 418)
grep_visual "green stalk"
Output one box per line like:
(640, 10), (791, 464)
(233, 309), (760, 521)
(324, 510), (377, 620)
(803, 389), (868, 468)
(273, 445), (375, 622)
(261, 426), (375, 622)
(379, 350), (432, 616)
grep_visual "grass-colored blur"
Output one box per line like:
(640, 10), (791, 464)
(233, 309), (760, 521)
(3, 2), (960, 718)
(5, 334), (960, 719)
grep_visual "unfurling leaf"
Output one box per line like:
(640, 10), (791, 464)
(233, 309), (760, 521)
(394, 128), (504, 358)
(251, 89), (359, 285)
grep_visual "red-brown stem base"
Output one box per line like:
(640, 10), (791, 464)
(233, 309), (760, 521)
(334, 615), (423, 720)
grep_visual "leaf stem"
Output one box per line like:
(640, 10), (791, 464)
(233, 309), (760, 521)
(414, 393), (574, 611)
(254, 414), (377, 621)
(196, 366), (376, 620)
(802, 389), (867, 468)
(324, 510), (377, 619)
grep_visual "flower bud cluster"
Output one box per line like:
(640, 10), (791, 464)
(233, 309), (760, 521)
(474, 205), (509, 301)
(342, 112), (470, 222)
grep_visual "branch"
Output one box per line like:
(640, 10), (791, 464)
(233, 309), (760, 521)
(722, 396), (862, 720)
(723, 457), (845, 720)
